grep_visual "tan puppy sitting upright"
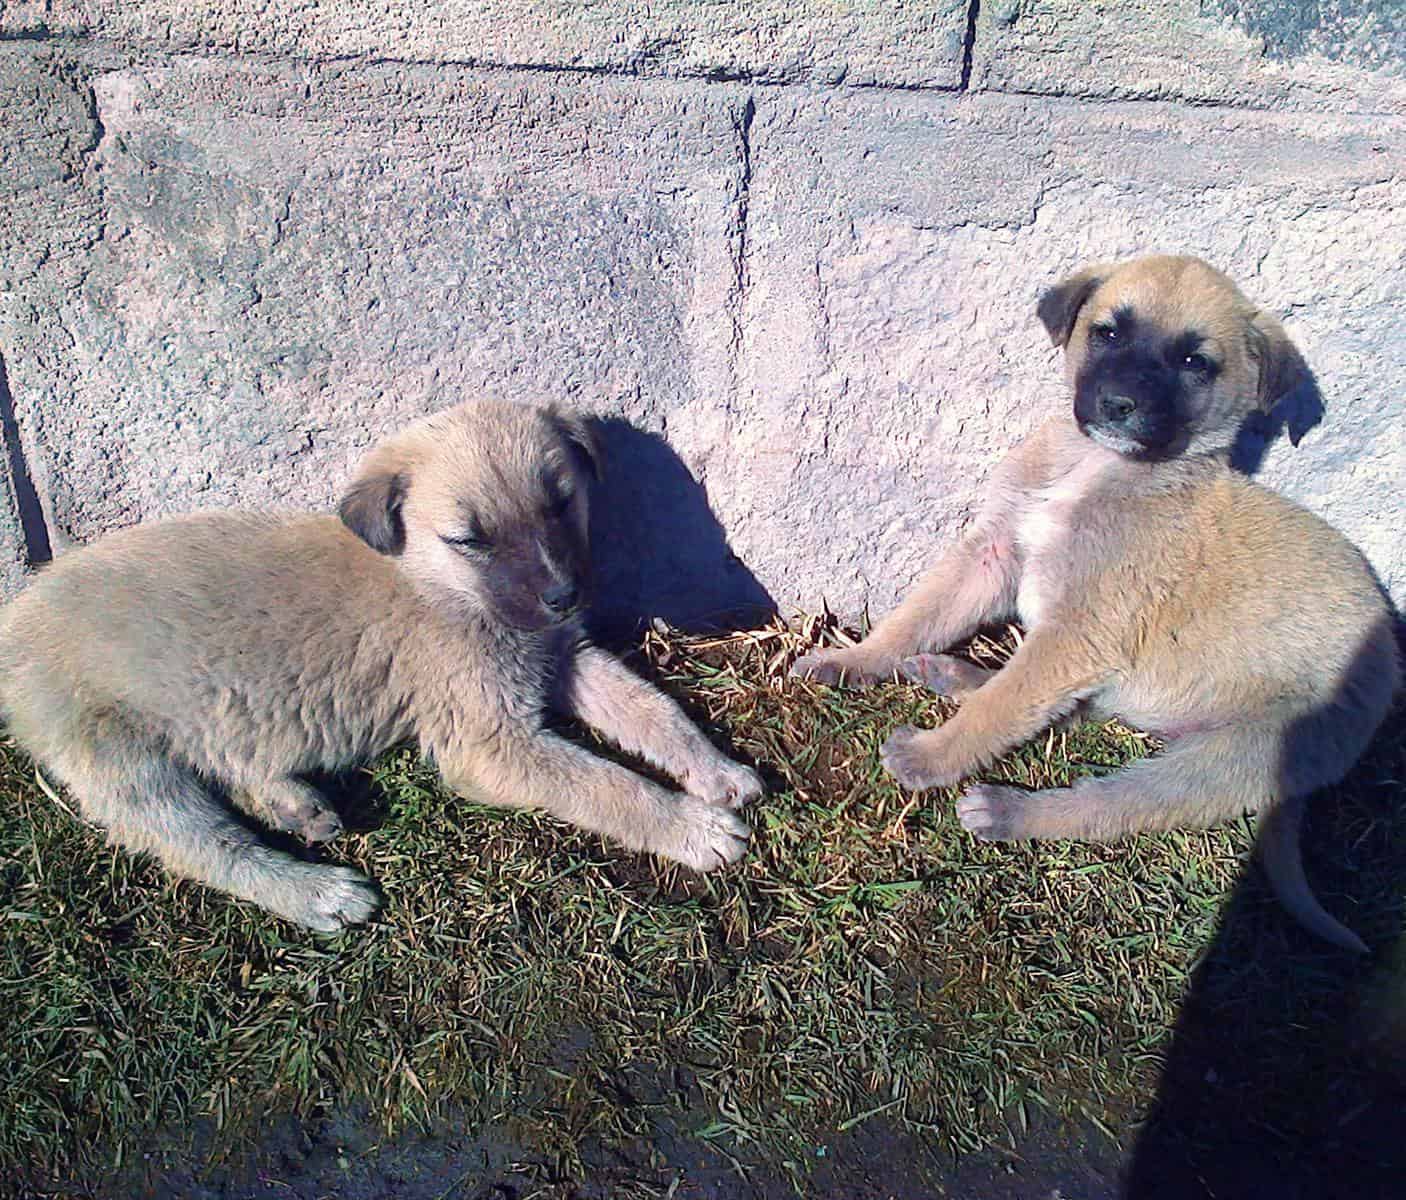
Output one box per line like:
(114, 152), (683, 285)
(0, 400), (761, 931)
(793, 255), (1399, 953)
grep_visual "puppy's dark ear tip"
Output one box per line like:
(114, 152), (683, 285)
(1036, 267), (1106, 349)
(1035, 290), (1071, 347)
(338, 472), (407, 556)
(550, 408), (604, 482)
(1248, 309), (1311, 416)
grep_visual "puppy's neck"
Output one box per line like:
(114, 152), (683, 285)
(400, 573), (498, 633)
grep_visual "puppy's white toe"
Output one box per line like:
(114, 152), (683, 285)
(664, 796), (751, 872)
(956, 783), (1027, 842)
(897, 654), (991, 698)
(686, 758), (764, 809)
(789, 650), (874, 688)
(280, 865), (382, 933)
(880, 726), (961, 791)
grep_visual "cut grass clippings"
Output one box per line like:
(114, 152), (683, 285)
(0, 615), (1401, 1193)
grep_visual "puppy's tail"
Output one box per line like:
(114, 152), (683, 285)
(1258, 794), (1369, 956)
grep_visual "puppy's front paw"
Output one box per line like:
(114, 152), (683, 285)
(280, 865), (382, 933)
(897, 654), (993, 699)
(685, 756), (764, 809)
(956, 783), (1030, 841)
(880, 725), (965, 792)
(789, 648), (882, 688)
(659, 796), (751, 872)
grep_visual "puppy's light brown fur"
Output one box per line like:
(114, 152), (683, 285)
(793, 256), (1399, 953)
(0, 400), (760, 931)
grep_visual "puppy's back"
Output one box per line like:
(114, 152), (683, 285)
(1100, 467), (1398, 745)
(0, 513), (417, 773)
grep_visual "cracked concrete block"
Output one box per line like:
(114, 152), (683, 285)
(0, 1), (971, 89)
(0, 43), (104, 590)
(972, 0), (1406, 113)
(723, 90), (1406, 619)
(0, 52), (761, 626)
(2, 42), (1403, 631)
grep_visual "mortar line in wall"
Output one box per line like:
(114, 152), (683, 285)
(959, 0), (981, 91)
(0, 354), (54, 568)
(724, 90), (756, 426)
(5, 34), (1406, 121)
(735, 90), (755, 291)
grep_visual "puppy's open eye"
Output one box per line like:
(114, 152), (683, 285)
(1181, 352), (1215, 376)
(1091, 323), (1118, 343)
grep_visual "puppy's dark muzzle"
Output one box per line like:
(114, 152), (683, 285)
(1099, 392), (1137, 424)
(541, 581), (582, 621)
(1074, 360), (1180, 455)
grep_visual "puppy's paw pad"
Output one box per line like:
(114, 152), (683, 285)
(881, 726), (956, 792)
(898, 654), (991, 698)
(259, 783), (344, 843)
(291, 866), (382, 933)
(297, 806), (344, 844)
(666, 797), (751, 872)
(956, 784), (1027, 841)
(686, 758), (764, 809)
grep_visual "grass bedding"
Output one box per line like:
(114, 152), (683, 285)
(1, 616), (1400, 1194)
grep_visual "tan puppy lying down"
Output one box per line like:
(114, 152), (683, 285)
(0, 400), (761, 931)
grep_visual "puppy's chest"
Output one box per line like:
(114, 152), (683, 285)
(1010, 456), (1112, 627)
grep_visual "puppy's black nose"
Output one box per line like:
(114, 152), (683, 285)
(542, 582), (579, 614)
(1099, 393), (1137, 424)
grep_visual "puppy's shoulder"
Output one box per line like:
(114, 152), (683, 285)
(985, 415), (1083, 501)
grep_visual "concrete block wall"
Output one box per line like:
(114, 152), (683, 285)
(0, 2), (1402, 629)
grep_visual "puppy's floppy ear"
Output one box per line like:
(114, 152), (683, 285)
(338, 451), (407, 555)
(1036, 264), (1110, 348)
(549, 408), (603, 481)
(1247, 309), (1309, 412)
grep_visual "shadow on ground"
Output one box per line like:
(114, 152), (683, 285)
(109, 1095), (1123, 1200)
(1204, 0), (1406, 68)
(1127, 628), (1406, 1200)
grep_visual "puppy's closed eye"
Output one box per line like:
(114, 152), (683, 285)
(441, 528), (492, 556)
(545, 487), (574, 519)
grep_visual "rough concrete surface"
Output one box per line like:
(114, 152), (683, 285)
(0, 1), (1403, 632)
(973, 0), (1406, 113)
(0, 1), (972, 88)
(723, 91), (1406, 618)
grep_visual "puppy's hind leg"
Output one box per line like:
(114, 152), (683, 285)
(955, 723), (1368, 954)
(556, 645), (762, 808)
(897, 654), (995, 699)
(791, 526), (1019, 687)
(955, 725), (1272, 841)
(237, 776), (344, 844)
(50, 738), (378, 932)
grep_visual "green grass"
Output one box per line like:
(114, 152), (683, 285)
(0, 617), (1401, 1194)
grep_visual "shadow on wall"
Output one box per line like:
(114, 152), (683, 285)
(1229, 352), (1324, 476)
(1205, 0), (1406, 68)
(0, 352), (52, 567)
(1125, 616), (1406, 1199)
(584, 417), (775, 640)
